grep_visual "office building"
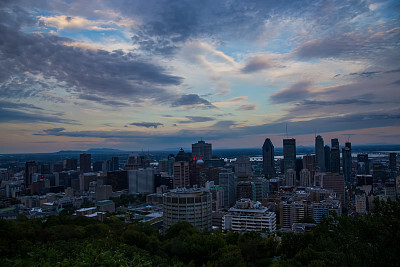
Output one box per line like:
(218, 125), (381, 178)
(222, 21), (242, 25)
(92, 161), (104, 172)
(80, 154), (91, 173)
(106, 171), (129, 191)
(284, 169), (296, 187)
(357, 154), (369, 175)
(25, 161), (37, 188)
(223, 199), (276, 233)
(237, 181), (255, 201)
(315, 135), (325, 172)
(342, 142), (352, 184)
(283, 139), (296, 172)
(324, 145), (331, 172)
(192, 140), (212, 160)
(111, 156), (119, 172)
(234, 156), (253, 178)
(330, 138), (340, 173)
(253, 177), (269, 201)
(389, 153), (397, 174)
(163, 188), (212, 232)
(128, 168), (155, 194)
(219, 169), (236, 208)
(322, 174), (345, 204)
(64, 158), (78, 171)
(262, 138), (275, 177)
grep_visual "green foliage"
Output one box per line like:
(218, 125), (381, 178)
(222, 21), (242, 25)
(1, 197), (399, 266)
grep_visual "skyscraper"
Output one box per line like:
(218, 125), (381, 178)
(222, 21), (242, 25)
(342, 142), (352, 184)
(324, 145), (331, 172)
(219, 169), (236, 208)
(192, 140), (212, 160)
(389, 153), (397, 172)
(330, 138), (340, 173)
(111, 156), (119, 172)
(25, 161), (37, 188)
(262, 138), (275, 177)
(357, 154), (369, 175)
(283, 139), (296, 172)
(80, 154), (91, 173)
(315, 135), (325, 172)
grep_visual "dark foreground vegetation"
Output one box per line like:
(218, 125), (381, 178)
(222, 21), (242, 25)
(1, 198), (399, 266)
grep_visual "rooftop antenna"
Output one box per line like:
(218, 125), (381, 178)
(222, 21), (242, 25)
(285, 123), (288, 138)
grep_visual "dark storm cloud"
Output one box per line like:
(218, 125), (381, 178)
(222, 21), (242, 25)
(130, 122), (164, 128)
(178, 116), (215, 123)
(0, 108), (77, 124)
(270, 81), (312, 104)
(171, 94), (216, 109)
(241, 58), (271, 74)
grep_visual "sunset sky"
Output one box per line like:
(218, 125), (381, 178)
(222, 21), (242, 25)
(0, 0), (399, 153)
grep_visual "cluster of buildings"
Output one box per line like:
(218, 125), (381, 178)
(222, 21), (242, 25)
(0, 138), (399, 234)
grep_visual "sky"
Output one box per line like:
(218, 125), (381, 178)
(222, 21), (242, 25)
(0, 0), (399, 153)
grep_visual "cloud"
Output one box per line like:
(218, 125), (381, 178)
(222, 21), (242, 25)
(0, 108), (77, 124)
(178, 116), (215, 124)
(130, 122), (164, 128)
(228, 96), (248, 102)
(0, 19), (183, 105)
(270, 81), (312, 104)
(0, 100), (43, 110)
(241, 57), (272, 74)
(78, 94), (130, 107)
(38, 15), (118, 31)
(235, 104), (257, 111)
(171, 94), (216, 109)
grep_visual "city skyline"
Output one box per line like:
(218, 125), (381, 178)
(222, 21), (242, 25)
(1, 0), (399, 153)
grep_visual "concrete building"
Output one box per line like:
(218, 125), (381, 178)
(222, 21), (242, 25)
(128, 168), (155, 194)
(163, 187), (212, 232)
(322, 174), (345, 204)
(236, 181), (255, 201)
(280, 202), (305, 229)
(284, 169), (296, 187)
(80, 154), (91, 173)
(173, 161), (190, 188)
(223, 199), (276, 233)
(308, 200), (341, 223)
(234, 156), (253, 178)
(300, 169), (311, 187)
(192, 140), (212, 160)
(253, 177), (269, 201)
(357, 154), (369, 175)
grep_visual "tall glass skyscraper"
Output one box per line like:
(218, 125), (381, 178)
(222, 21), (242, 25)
(315, 135), (325, 172)
(330, 138), (340, 173)
(283, 139), (296, 172)
(262, 138), (275, 177)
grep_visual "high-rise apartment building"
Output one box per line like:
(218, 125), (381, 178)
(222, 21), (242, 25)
(300, 169), (311, 187)
(315, 135), (325, 172)
(330, 138), (340, 173)
(262, 138), (275, 177)
(280, 202), (305, 229)
(173, 161), (190, 188)
(80, 154), (91, 173)
(223, 199), (276, 233)
(342, 142), (352, 184)
(192, 140), (212, 160)
(283, 139), (296, 172)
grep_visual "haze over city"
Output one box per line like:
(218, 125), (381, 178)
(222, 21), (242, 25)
(1, 0), (399, 153)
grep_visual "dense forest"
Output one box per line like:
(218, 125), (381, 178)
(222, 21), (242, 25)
(1, 198), (399, 266)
